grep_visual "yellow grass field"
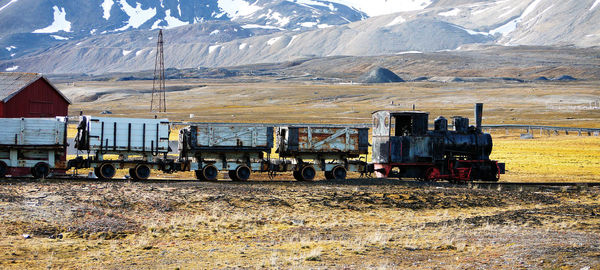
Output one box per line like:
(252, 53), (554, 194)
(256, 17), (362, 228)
(492, 134), (600, 182)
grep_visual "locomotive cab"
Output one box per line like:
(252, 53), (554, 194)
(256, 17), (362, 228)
(372, 111), (436, 178)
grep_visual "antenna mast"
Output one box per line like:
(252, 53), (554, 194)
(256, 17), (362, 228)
(151, 29), (166, 112)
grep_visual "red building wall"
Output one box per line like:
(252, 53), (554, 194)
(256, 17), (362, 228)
(0, 79), (69, 118)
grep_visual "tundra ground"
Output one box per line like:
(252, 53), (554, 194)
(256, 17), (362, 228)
(1, 180), (599, 269)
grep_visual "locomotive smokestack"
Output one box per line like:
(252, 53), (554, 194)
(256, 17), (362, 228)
(475, 103), (483, 131)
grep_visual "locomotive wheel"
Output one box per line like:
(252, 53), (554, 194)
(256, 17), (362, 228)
(201, 165), (219, 181)
(332, 166), (347, 180)
(324, 171), (333, 180)
(234, 165), (251, 181)
(300, 166), (316, 181)
(97, 163), (116, 180)
(31, 162), (50, 179)
(131, 164), (151, 180)
(0, 161), (7, 178)
(424, 167), (440, 182)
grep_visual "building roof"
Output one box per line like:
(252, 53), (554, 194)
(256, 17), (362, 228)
(0, 72), (71, 104)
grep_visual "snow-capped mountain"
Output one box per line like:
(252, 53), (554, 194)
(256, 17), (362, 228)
(1, 0), (598, 74)
(0, 0), (367, 59)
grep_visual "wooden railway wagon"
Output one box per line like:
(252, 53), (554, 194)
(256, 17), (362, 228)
(178, 124), (273, 181)
(68, 116), (173, 180)
(0, 117), (67, 178)
(276, 126), (369, 181)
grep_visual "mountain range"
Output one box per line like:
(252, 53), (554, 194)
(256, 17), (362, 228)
(0, 0), (598, 74)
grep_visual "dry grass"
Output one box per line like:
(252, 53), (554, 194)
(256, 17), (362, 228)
(59, 80), (600, 128)
(0, 181), (598, 269)
(492, 133), (600, 182)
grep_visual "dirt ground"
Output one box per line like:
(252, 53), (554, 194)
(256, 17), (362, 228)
(58, 80), (600, 128)
(0, 179), (599, 269)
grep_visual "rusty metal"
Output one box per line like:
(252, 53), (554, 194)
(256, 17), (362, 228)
(277, 126), (368, 157)
(151, 29), (166, 112)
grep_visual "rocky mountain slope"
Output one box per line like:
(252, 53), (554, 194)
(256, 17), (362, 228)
(1, 0), (599, 74)
(0, 0), (367, 60)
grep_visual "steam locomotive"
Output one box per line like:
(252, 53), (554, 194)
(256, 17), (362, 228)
(372, 103), (504, 182)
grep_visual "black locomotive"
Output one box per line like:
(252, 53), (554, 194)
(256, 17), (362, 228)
(371, 103), (505, 182)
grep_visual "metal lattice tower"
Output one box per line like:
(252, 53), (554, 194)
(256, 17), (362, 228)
(151, 29), (166, 112)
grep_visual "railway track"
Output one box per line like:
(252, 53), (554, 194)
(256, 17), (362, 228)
(1, 176), (598, 192)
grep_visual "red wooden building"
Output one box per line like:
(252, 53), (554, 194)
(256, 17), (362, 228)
(0, 72), (70, 117)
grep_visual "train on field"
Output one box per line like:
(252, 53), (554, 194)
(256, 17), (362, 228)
(0, 104), (504, 182)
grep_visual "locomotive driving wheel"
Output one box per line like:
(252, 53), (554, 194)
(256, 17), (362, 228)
(424, 167), (441, 182)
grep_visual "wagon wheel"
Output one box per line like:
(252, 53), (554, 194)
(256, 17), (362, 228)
(0, 161), (7, 178)
(130, 164), (151, 181)
(195, 170), (207, 181)
(332, 166), (347, 180)
(234, 165), (251, 181)
(292, 170), (302, 181)
(228, 170), (238, 181)
(97, 163), (116, 180)
(31, 162), (50, 179)
(299, 166), (316, 181)
(201, 165), (218, 181)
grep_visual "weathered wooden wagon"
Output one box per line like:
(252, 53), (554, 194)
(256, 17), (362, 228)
(0, 117), (67, 178)
(68, 116), (172, 180)
(178, 124), (273, 181)
(276, 126), (369, 181)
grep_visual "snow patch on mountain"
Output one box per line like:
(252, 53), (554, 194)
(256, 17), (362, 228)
(267, 36), (283, 45)
(115, 0), (156, 31)
(386, 16), (406, 27)
(50, 35), (69, 40)
(217, 0), (261, 19)
(164, 9), (188, 29)
(5, 66), (18, 71)
(590, 0), (600, 11)
(439, 8), (460, 17)
(292, 0), (329, 8)
(490, 0), (544, 38)
(32, 6), (72, 33)
(101, 0), (114, 20)
(327, 0), (431, 16)
(0, 0), (19, 13)
(241, 24), (282, 30)
(209, 45), (221, 53)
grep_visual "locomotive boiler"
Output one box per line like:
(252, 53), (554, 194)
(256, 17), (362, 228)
(372, 103), (505, 182)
